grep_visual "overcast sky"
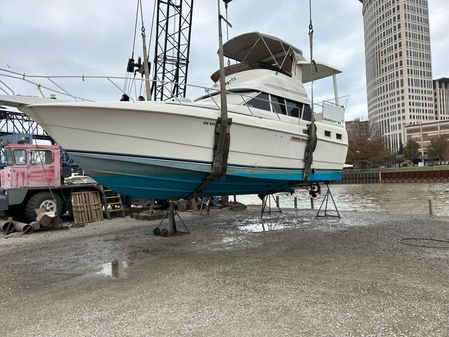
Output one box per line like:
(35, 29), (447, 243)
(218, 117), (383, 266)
(0, 0), (448, 121)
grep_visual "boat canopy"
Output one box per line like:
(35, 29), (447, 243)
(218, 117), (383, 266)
(298, 61), (342, 83)
(223, 32), (304, 75)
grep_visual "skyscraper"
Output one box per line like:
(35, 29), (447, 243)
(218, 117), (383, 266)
(434, 78), (449, 120)
(359, 0), (434, 152)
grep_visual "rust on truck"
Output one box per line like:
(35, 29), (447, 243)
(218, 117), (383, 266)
(0, 143), (101, 222)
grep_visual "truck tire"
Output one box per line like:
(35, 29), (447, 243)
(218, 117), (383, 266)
(25, 192), (63, 222)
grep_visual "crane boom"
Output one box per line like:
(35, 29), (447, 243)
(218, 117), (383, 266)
(152, 0), (194, 101)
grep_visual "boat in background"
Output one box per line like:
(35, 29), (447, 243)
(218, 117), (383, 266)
(0, 32), (348, 200)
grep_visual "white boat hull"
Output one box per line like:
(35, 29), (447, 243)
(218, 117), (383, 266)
(20, 101), (347, 199)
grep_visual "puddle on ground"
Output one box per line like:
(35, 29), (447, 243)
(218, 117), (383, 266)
(95, 259), (130, 278)
(239, 222), (290, 233)
(237, 214), (313, 233)
(210, 234), (262, 251)
(233, 212), (367, 233)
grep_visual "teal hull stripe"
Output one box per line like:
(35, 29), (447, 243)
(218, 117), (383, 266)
(68, 151), (342, 199)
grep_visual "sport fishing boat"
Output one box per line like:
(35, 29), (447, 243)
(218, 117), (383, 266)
(0, 32), (348, 200)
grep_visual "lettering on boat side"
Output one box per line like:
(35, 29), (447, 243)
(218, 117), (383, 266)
(212, 76), (237, 88)
(203, 120), (216, 126)
(290, 136), (306, 143)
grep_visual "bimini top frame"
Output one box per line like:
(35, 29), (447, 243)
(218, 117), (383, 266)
(222, 32), (305, 76)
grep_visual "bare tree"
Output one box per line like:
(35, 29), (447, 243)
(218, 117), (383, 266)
(427, 137), (449, 161)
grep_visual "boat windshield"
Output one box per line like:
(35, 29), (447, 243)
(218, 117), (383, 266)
(197, 90), (311, 121)
(195, 91), (257, 105)
(245, 92), (311, 121)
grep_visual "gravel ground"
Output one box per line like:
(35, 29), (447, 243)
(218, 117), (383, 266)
(0, 208), (448, 337)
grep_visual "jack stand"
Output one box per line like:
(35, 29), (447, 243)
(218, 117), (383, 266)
(260, 194), (282, 218)
(148, 200), (155, 214)
(153, 202), (190, 237)
(316, 183), (340, 218)
(199, 197), (212, 215)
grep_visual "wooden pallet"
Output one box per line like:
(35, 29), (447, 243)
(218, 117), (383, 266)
(71, 191), (104, 224)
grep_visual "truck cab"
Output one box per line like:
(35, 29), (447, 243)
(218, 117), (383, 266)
(1, 144), (62, 188)
(0, 144), (100, 222)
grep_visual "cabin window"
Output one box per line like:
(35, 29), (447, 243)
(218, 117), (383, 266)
(303, 104), (312, 121)
(246, 92), (310, 121)
(270, 95), (287, 115)
(31, 150), (52, 165)
(336, 133), (342, 140)
(13, 149), (27, 165)
(325, 130), (331, 137)
(4, 149), (13, 166)
(246, 92), (270, 111)
(286, 100), (302, 118)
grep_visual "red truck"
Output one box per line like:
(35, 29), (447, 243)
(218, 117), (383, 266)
(0, 143), (101, 222)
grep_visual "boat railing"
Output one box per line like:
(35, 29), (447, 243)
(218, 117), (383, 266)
(313, 96), (348, 124)
(0, 68), (220, 104)
(0, 68), (261, 117)
(0, 68), (346, 124)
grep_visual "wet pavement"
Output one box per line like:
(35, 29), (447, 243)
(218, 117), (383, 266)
(1, 207), (449, 336)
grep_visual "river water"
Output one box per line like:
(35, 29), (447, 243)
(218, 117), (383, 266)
(236, 183), (449, 216)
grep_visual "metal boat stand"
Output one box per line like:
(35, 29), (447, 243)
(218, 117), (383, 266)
(316, 183), (340, 218)
(199, 197), (212, 215)
(153, 201), (190, 237)
(260, 194), (282, 218)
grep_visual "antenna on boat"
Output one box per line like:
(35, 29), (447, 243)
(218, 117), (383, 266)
(303, 0), (318, 182)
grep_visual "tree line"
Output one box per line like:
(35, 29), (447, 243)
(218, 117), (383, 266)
(346, 133), (449, 168)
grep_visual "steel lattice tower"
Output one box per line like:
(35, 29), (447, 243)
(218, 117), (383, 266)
(152, 0), (194, 101)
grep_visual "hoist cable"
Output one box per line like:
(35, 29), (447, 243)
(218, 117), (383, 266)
(148, 0), (158, 58)
(303, 0), (318, 182)
(308, 0), (314, 115)
(139, 0), (145, 28)
(225, 2), (231, 65)
(131, 0), (140, 59)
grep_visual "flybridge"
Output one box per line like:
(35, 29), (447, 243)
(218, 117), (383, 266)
(222, 32), (305, 76)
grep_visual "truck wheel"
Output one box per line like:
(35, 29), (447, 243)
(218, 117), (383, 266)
(25, 192), (63, 222)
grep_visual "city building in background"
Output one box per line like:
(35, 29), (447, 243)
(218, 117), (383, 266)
(346, 119), (370, 140)
(405, 120), (449, 160)
(434, 77), (449, 120)
(359, 0), (434, 152)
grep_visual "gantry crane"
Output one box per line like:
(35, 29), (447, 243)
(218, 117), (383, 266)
(152, 0), (194, 101)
